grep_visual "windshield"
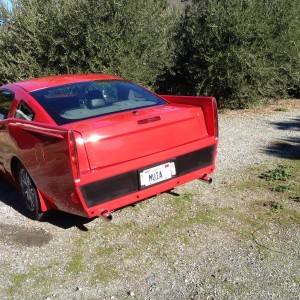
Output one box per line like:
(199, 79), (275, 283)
(30, 80), (167, 125)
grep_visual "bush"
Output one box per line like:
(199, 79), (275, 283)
(158, 0), (300, 108)
(1, 0), (299, 108)
(0, 0), (174, 88)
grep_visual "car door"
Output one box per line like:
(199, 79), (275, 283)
(0, 89), (15, 173)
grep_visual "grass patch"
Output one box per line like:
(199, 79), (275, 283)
(10, 273), (28, 288)
(93, 263), (120, 284)
(170, 191), (194, 211)
(5, 265), (59, 297)
(260, 165), (291, 181)
(67, 253), (84, 274)
(95, 246), (114, 257)
(259, 162), (300, 199)
(269, 201), (284, 212)
(271, 184), (293, 192)
(6, 273), (29, 297)
(85, 161), (300, 267)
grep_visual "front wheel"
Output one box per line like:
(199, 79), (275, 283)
(18, 164), (44, 221)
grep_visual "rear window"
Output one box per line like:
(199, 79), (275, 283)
(30, 80), (167, 125)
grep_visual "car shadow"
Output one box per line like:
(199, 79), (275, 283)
(262, 116), (300, 160)
(0, 176), (23, 214)
(45, 211), (96, 231)
(0, 176), (95, 231)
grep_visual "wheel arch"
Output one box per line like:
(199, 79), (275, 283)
(10, 156), (48, 212)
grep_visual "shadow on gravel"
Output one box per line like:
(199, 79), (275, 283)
(0, 177), (23, 215)
(45, 211), (95, 231)
(263, 116), (300, 159)
(0, 177), (95, 231)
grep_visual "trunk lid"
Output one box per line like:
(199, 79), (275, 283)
(70, 104), (208, 170)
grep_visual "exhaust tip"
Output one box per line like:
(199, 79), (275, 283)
(201, 175), (213, 184)
(101, 210), (112, 221)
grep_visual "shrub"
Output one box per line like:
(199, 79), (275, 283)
(0, 0), (174, 88)
(158, 0), (300, 108)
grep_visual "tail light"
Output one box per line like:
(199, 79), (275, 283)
(69, 131), (80, 182)
(213, 98), (219, 139)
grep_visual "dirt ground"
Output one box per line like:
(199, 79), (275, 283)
(0, 99), (299, 300)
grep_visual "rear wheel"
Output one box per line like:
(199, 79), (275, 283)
(18, 164), (44, 221)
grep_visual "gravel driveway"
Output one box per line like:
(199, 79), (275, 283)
(0, 100), (299, 300)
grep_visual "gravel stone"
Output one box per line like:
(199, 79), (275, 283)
(0, 99), (299, 300)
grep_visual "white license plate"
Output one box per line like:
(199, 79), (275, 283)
(140, 162), (176, 187)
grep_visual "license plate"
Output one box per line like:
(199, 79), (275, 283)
(140, 162), (176, 187)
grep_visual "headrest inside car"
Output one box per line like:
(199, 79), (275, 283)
(89, 98), (106, 108)
(87, 90), (106, 108)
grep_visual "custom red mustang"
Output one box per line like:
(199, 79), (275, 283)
(0, 74), (218, 220)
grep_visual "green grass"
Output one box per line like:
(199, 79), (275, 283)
(230, 162), (300, 200)
(271, 184), (293, 192)
(67, 253), (84, 274)
(93, 263), (120, 284)
(95, 246), (114, 257)
(260, 165), (291, 181)
(5, 265), (59, 297)
(5, 273), (29, 298)
(264, 161), (300, 199)
(10, 273), (28, 288)
(269, 201), (284, 212)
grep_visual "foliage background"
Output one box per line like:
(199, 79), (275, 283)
(0, 0), (299, 108)
(0, 0), (173, 88)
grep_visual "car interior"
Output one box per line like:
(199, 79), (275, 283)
(30, 80), (164, 124)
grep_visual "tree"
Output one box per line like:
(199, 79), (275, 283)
(159, 0), (300, 108)
(0, 0), (174, 88)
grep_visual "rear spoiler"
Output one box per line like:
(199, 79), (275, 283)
(159, 95), (219, 138)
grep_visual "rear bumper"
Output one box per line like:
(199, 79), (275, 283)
(75, 142), (217, 218)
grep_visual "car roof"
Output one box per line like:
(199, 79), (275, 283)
(12, 74), (123, 92)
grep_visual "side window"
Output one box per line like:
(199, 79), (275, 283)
(0, 89), (15, 119)
(15, 101), (35, 121)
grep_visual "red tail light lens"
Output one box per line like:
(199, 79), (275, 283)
(69, 131), (80, 181)
(213, 98), (219, 138)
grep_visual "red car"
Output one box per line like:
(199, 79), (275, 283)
(0, 74), (218, 220)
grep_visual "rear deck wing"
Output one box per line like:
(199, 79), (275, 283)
(159, 95), (218, 138)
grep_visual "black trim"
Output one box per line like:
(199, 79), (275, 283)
(176, 146), (215, 176)
(81, 171), (138, 208)
(80, 145), (216, 207)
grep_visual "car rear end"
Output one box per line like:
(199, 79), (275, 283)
(71, 99), (218, 218)
(30, 78), (218, 218)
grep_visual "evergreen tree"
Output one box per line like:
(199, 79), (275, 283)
(159, 0), (300, 108)
(0, 0), (174, 88)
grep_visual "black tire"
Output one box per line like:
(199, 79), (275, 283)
(17, 164), (44, 221)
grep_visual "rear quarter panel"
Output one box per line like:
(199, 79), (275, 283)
(5, 121), (85, 215)
(0, 85), (85, 215)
